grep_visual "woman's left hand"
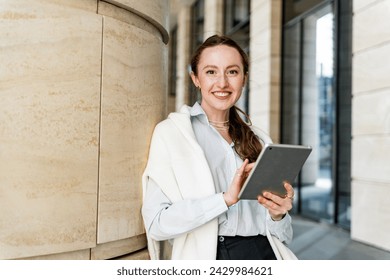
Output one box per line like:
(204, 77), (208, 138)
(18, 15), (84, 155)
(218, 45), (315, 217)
(257, 182), (294, 221)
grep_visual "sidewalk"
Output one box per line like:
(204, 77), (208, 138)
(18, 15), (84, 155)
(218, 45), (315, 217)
(289, 215), (390, 260)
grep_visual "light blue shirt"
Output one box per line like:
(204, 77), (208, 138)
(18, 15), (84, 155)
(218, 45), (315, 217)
(142, 102), (292, 242)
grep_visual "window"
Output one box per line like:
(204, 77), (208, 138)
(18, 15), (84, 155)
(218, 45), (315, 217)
(281, 0), (352, 228)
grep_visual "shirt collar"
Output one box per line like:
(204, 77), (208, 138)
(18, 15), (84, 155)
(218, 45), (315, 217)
(190, 102), (235, 147)
(190, 102), (210, 124)
(189, 102), (204, 117)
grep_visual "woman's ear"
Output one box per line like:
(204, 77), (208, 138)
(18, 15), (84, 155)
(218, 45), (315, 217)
(243, 72), (248, 86)
(190, 71), (200, 88)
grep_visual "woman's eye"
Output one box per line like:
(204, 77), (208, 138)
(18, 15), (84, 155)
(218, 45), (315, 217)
(206, 70), (216, 75)
(227, 69), (238, 75)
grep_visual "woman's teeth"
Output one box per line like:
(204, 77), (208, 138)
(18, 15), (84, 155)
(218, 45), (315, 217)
(214, 92), (229, 97)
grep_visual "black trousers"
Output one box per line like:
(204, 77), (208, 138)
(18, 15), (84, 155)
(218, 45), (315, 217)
(216, 235), (277, 260)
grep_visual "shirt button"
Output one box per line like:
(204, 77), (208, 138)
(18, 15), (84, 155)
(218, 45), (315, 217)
(219, 236), (225, 242)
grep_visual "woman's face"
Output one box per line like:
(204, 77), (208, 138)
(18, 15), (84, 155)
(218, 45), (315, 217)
(191, 45), (246, 117)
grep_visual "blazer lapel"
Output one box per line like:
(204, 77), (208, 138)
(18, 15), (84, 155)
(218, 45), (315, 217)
(168, 106), (205, 156)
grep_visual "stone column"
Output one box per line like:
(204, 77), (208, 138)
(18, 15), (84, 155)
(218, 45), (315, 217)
(249, 0), (282, 142)
(204, 0), (224, 39)
(0, 0), (169, 260)
(175, 5), (192, 111)
(351, 0), (390, 251)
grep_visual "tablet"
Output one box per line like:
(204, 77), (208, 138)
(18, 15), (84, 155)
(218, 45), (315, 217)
(238, 143), (312, 199)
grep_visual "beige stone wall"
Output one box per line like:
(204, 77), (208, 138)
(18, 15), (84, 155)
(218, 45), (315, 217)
(249, 0), (282, 142)
(351, 0), (390, 251)
(203, 0), (224, 39)
(0, 0), (168, 259)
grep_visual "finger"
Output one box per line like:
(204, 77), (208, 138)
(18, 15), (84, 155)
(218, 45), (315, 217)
(262, 191), (284, 206)
(283, 182), (295, 199)
(258, 196), (280, 211)
(244, 162), (255, 173)
(257, 195), (270, 207)
(260, 191), (293, 212)
(240, 158), (249, 170)
(235, 159), (249, 179)
(259, 200), (291, 220)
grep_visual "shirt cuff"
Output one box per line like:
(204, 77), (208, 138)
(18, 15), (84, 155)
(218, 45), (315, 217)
(201, 192), (228, 221)
(266, 211), (291, 226)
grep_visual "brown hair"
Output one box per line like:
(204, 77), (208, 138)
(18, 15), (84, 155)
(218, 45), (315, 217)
(191, 34), (262, 162)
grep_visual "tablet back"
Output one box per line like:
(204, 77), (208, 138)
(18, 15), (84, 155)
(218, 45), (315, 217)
(238, 144), (312, 199)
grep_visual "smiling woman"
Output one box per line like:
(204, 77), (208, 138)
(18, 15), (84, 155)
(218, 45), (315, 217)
(190, 45), (245, 117)
(141, 34), (295, 260)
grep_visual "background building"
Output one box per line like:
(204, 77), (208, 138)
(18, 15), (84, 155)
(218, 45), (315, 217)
(0, 0), (389, 259)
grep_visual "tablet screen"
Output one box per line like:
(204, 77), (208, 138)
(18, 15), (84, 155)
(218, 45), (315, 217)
(238, 144), (312, 199)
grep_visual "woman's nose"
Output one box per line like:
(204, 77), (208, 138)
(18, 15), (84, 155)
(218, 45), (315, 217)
(216, 74), (229, 88)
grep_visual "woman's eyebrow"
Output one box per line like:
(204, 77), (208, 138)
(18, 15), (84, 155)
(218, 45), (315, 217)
(202, 64), (241, 70)
(226, 64), (241, 69)
(202, 65), (218, 70)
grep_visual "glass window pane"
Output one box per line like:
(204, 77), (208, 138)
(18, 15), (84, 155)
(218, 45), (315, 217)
(300, 6), (334, 222)
(282, 4), (336, 221)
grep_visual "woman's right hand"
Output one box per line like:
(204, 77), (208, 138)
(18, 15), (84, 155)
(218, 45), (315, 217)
(223, 159), (254, 207)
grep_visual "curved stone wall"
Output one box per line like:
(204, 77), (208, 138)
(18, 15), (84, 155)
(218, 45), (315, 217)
(0, 0), (168, 259)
